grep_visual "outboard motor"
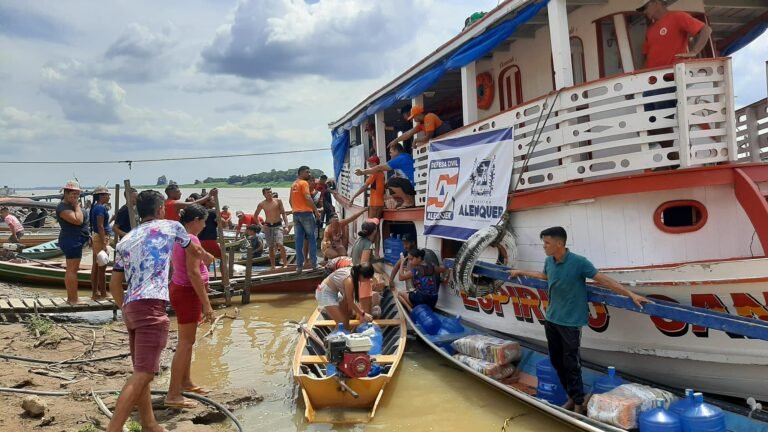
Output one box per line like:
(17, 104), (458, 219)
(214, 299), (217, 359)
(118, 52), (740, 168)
(324, 331), (374, 379)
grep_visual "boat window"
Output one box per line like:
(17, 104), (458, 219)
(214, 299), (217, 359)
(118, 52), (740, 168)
(498, 65), (522, 111)
(570, 37), (586, 85)
(596, 16), (623, 78)
(653, 200), (708, 233)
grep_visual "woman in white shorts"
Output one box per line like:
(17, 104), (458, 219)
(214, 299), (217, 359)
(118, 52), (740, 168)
(316, 263), (375, 328)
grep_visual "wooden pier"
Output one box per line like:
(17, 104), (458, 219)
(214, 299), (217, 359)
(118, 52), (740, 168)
(0, 296), (118, 320)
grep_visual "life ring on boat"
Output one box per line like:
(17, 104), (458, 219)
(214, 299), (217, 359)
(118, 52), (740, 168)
(452, 223), (517, 298)
(476, 72), (494, 110)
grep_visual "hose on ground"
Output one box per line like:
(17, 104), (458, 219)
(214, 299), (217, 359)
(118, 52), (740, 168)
(0, 352), (129, 364)
(0, 387), (244, 432)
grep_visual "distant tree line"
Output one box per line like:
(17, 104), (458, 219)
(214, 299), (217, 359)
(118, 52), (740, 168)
(198, 168), (326, 185)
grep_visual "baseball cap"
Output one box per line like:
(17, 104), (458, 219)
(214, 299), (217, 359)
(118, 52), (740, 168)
(635, 0), (658, 11)
(367, 155), (380, 164)
(406, 105), (424, 121)
(62, 180), (81, 191)
(236, 210), (244, 216)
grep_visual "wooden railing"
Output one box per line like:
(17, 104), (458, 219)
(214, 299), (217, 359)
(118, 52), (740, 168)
(736, 98), (768, 162)
(412, 58), (738, 203)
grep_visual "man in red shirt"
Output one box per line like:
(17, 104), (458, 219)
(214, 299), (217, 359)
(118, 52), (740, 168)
(235, 211), (263, 238)
(637, 0), (711, 69)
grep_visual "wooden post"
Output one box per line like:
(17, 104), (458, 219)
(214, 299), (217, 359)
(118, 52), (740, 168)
(113, 184), (120, 248)
(228, 249), (235, 279)
(212, 193), (231, 306)
(123, 180), (137, 229)
(243, 244), (253, 305)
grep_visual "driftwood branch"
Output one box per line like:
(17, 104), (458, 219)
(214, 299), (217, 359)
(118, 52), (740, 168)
(29, 369), (76, 381)
(201, 308), (240, 339)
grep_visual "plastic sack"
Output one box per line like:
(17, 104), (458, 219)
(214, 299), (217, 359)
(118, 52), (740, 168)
(451, 334), (521, 365)
(587, 383), (678, 429)
(453, 354), (518, 380)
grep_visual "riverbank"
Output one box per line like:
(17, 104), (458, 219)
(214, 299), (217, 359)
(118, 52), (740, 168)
(134, 182), (293, 190)
(0, 312), (260, 431)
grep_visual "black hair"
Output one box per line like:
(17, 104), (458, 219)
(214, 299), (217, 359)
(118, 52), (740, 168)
(93, 193), (107, 202)
(178, 203), (208, 224)
(272, 192), (278, 198)
(540, 226), (567, 244)
(0, 207), (8, 212)
(401, 233), (416, 244)
(262, 187), (271, 194)
(358, 221), (378, 237)
(350, 263), (375, 303)
(136, 190), (164, 219)
(188, 193), (201, 201)
(298, 166), (310, 175)
(247, 224), (261, 233)
(124, 188), (137, 198)
(320, 175), (328, 181)
(407, 248), (425, 259)
(391, 143), (405, 153)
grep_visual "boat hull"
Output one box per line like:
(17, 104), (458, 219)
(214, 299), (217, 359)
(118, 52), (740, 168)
(437, 257), (768, 401)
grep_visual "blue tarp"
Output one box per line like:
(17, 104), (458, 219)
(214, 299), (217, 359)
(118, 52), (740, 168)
(366, 94), (397, 116)
(395, 65), (447, 101)
(721, 21), (768, 56)
(331, 128), (350, 181)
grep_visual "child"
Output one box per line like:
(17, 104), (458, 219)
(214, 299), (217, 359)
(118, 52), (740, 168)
(245, 224), (264, 258)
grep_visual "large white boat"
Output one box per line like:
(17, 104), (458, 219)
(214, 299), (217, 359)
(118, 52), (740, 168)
(327, 0), (768, 402)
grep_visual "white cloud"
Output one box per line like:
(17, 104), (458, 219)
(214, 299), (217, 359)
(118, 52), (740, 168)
(731, 31), (768, 108)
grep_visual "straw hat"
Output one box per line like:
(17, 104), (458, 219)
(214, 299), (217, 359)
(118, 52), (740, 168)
(93, 186), (110, 195)
(62, 180), (81, 191)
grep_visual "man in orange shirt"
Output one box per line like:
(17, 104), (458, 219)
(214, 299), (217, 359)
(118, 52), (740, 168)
(638, 0), (711, 69)
(388, 105), (451, 151)
(289, 166), (320, 273)
(351, 155), (386, 219)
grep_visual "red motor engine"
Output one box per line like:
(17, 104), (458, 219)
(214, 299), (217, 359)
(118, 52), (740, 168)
(338, 352), (372, 378)
(325, 333), (373, 379)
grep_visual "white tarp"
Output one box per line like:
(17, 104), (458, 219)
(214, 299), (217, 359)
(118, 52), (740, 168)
(423, 128), (514, 240)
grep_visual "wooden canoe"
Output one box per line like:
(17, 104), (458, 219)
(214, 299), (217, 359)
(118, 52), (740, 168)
(0, 233), (59, 246)
(19, 240), (63, 260)
(293, 289), (407, 423)
(399, 298), (768, 432)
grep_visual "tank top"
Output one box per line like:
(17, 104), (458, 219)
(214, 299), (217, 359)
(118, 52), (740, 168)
(322, 267), (352, 294)
(164, 199), (180, 221)
(171, 235), (209, 286)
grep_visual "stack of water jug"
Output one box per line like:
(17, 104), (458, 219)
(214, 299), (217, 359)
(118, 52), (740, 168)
(383, 234), (405, 264)
(535, 359), (726, 431)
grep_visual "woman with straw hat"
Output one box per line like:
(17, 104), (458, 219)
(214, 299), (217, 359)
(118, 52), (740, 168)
(56, 180), (90, 305)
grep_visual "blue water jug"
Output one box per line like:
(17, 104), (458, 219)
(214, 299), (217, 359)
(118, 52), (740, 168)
(383, 234), (403, 264)
(440, 315), (464, 334)
(593, 366), (625, 394)
(640, 398), (682, 432)
(669, 389), (696, 416)
(325, 323), (347, 377)
(536, 358), (568, 405)
(681, 393), (725, 432)
(356, 322), (383, 355)
(410, 304), (441, 335)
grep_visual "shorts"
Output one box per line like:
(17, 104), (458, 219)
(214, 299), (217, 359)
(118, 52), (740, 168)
(368, 206), (384, 219)
(59, 236), (86, 260)
(169, 282), (202, 325)
(264, 224), (284, 248)
(8, 231), (23, 242)
(409, 291), (438, 309)
(122, 299), (170, 374)
(387, 177), (416, 196)
(91, 233), (108, 254)
(200, 239), (221, 258)
(316, 283), (341, 308)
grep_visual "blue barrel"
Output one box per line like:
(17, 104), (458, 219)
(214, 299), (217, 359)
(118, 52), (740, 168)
(383, 234), (404, 264)
(593, 366), (625, 394)
(640, 398), (682, 432)
(536, 358), (568, 405)
(410, 304), (441, 335)
(356, 322), (383, 355)
(669, 389), (696, 416)
(681, 393), (726, 432)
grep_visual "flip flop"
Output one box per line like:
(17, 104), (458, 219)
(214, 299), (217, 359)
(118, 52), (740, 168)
(183, 386), (210, 395)
(164, 399), (198, 409)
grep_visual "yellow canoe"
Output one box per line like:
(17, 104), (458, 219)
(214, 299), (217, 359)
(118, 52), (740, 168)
(292, 289), (407, 423)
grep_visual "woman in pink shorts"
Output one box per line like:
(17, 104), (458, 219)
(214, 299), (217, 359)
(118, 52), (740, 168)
(166, 204), (215, 408)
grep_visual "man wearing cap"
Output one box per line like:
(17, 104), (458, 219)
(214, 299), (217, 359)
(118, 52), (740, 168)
(351, 155), (387, 218)
(638, 0), (711, 70)
(163, 184), (214, 222)
(90, 186), (113, 300)
(235, 210), (262, 239)
(388, 105), (451, 151)
(220, 205), (234, 229)
(355, 144), (416, 208)
(56, 180), (91, 305)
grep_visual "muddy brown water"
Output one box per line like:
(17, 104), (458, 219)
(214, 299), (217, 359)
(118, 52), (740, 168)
(8, 284), (574, 431)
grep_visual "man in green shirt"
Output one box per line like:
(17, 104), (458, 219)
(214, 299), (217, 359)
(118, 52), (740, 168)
(509, 226), (650, 414)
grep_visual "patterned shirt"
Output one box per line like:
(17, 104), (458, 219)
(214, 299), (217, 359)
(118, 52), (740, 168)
(412, 264), (439, 296)
(114, 219), (191, 305)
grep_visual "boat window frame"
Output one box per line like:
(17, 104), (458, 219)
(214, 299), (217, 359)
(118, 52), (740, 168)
(653, 200), (708, 234)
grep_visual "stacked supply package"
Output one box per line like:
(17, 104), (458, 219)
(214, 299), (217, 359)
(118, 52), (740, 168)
(587, 383), (678, 429)
(451, 335), (521, 380)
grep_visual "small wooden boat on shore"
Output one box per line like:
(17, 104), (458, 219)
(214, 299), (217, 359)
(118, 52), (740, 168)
(0, 232), (59, 247)
(292, 289), (407, 423)
(19, 240), (63, 260)
(400, 297), (768, 431)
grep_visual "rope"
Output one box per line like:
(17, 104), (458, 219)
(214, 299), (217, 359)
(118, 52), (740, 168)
(0, 148), (328, 166)
(0, 387), (244, 432)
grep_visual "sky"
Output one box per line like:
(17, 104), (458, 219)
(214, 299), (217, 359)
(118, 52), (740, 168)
(0, 0), (766, 188)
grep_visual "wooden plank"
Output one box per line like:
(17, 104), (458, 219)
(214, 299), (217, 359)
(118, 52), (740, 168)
(22, 299), (37, 309)
(0, 299), (13, 311)
(300, 354), (398, 365)
(313, 319), (402, 327)
(51, 298), (70, 308)
(37, 298), (56, 308)
(8, 299), (27, 310)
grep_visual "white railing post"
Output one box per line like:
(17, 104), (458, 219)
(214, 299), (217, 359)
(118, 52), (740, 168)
(723, 58), (739, 162)
(675, 62), (691, 168)
(461, 62), (479, 125)
(548, 0), (574, 90)
(374, 111), (387, 159)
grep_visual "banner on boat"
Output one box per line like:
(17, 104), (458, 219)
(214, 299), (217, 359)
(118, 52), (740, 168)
(424, 128), (514, 240)
(349, 144), (366, 207)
